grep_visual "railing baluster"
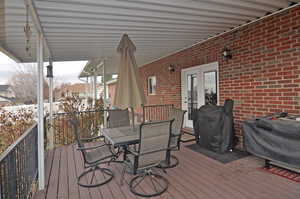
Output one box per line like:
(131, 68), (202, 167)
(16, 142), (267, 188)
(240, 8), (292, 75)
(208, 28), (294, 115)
(142, 104), (174, 123)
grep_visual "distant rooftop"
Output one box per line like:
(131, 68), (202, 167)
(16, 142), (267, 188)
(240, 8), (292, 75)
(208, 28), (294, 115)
(0, 95), (15, 102)
(0, 85), (10, 92)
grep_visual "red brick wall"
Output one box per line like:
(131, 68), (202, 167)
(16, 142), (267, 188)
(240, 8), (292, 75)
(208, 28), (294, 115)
(139, 6), (300, 147)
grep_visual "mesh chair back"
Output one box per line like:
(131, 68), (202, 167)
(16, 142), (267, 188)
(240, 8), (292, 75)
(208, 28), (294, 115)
(168, 108), (186, 148)
(137, 120), (172, 169)
(69, 119), (88, 160)
(108, 109), (130, 128)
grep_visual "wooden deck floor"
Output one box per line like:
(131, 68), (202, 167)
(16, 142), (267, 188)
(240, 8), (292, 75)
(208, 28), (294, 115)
(34, 144), (300, 199)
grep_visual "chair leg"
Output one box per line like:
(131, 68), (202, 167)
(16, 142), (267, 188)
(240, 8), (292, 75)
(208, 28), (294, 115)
(129, 170), (168, 197)
(78, 165), (114, 188)
(159, 153), (179, 169)
(168, 155), (179, 168)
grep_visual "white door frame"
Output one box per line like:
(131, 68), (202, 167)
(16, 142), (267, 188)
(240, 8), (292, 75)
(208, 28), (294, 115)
(181, 61), (219, 128)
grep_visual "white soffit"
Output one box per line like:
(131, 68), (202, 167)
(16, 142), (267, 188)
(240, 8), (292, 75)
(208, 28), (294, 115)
(2, 0), (299, 71)
(2, 0), (51, 62)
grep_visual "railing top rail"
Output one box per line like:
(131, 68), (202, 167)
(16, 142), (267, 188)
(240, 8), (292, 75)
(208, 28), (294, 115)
(0, 122), (37, 163)
(53, 109), (108, 115)
(143, 104), (174, 108)
(53, 109), (113, 116)
(53, 108), (139, 117)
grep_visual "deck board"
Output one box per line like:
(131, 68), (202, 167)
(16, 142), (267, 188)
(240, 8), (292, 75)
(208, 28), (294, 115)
(73, 145), (92, 199)
(46, 147), (61, 199)
(34, 144), (300, 199)
(58, 146), (69, 199)
(67, 145), (80, 199)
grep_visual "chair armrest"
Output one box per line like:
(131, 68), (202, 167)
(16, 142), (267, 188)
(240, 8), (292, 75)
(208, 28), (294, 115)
(127, 149), (139, 156)
(77, 143), (106, 151)
(140, 147), (170, 156)
(80, 135), (104, 142)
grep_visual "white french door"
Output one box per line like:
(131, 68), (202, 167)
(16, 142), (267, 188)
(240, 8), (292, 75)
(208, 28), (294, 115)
(181, 62), (219, 128)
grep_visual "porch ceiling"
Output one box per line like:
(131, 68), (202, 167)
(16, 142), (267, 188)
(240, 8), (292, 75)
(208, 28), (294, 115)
(2, 0), (300, 73)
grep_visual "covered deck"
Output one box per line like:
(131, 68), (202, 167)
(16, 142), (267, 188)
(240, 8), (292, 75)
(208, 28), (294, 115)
(34, 143), (300, 199)
(1, 1), (300, 199)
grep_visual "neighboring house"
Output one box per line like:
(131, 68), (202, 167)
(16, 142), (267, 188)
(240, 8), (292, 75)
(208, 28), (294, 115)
(138, 6), (300, 148)
(0, 85), (15, 98)
(58, 83), (87, 98)
(57, 83), (103, 99)
(0, 95), (15, 106)
(107, 79), (117, 106)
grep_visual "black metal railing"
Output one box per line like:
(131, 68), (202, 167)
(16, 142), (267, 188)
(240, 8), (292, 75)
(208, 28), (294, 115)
(142, 104), (174, 122)
(46, 106), (176, 147)
(0, 123), (38, 199)
(47, 110), (105, 146)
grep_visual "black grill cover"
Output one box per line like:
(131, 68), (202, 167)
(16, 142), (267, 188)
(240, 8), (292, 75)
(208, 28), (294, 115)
(193, 99), (234, 153)
(243, 118), (300, 168)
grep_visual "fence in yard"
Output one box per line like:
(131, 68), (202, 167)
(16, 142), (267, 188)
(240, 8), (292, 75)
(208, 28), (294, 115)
(0, 123), (38, 199)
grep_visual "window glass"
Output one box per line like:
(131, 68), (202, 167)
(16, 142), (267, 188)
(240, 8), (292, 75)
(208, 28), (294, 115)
(187, 73), (197, 120)
(204, 71), (217, 105)
(148, 76), (156, 95)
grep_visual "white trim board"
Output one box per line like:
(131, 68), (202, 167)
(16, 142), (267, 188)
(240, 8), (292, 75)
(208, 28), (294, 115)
(181, 62), (219, 127)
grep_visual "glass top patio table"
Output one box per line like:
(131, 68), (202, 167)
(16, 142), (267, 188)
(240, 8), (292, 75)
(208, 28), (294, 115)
(102, 126), (140, 146)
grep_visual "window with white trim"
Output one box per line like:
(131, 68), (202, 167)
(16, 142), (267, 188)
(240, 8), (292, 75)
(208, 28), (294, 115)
(148, 76), (156, 95)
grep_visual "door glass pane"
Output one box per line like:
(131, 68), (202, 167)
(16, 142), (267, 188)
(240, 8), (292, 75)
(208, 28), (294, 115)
(204, 71), (217, 105)
(187, 73), (197, 120)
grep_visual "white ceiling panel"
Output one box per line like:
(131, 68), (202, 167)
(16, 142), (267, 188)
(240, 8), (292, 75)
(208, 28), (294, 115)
(1, 0), (299, 74)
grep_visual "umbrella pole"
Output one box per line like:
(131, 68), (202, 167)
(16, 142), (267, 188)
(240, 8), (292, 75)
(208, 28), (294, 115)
(130, 106), (135, 129)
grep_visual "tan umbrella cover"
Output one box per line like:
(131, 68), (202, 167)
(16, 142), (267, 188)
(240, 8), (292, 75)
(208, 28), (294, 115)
(114, 34), (146, 109)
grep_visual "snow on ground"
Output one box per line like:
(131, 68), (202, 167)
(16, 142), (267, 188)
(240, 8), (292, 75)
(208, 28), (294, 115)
(2, 102), (61, 119)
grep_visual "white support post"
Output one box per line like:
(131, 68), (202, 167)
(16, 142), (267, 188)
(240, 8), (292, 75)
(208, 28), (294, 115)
(93, 74), (97, 106)
(103, 60), (107, 127)
(37, 33), (45, 190)
(48, 59), (54, 150)
(103, 60), (107, 102)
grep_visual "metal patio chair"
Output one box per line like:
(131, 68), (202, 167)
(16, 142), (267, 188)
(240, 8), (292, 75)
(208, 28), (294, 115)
(107, 108), (132, 128)
(107, 108), (139, 151)
(121, 120), (174, 197)
(161, 108), (186, 168)
(107, 108), (133, 154)
(69, 119), (116, 188)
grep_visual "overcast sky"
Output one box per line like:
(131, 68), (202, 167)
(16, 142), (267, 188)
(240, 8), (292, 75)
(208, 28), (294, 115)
(0, 52), (87, 85)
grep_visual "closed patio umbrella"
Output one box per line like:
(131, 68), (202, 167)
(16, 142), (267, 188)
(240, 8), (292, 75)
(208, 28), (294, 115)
(114, 34), (146, 109)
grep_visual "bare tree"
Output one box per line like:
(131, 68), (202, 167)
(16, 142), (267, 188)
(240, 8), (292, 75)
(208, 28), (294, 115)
(9, 64), (49, 104)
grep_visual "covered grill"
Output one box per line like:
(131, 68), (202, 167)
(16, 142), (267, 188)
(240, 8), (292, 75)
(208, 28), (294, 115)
(193, 99), (235, 154)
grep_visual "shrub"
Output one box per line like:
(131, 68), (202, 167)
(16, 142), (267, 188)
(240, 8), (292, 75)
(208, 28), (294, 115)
(48, 96), (104, 147)
(0, 108), (34, 154)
